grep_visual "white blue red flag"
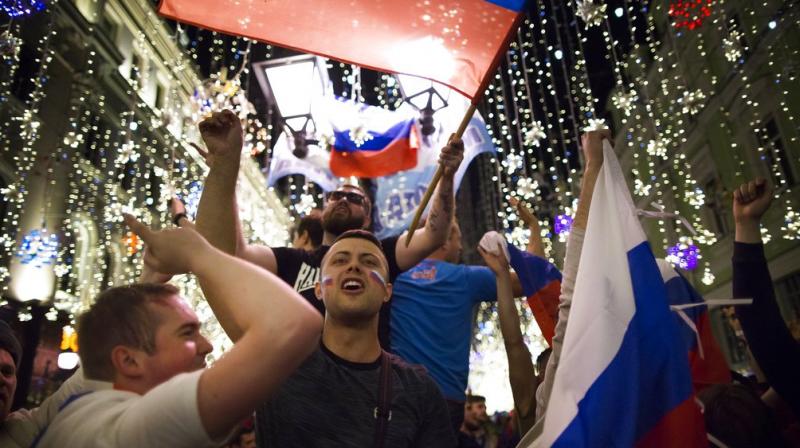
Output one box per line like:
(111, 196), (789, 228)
(526, 141), (706, 447)
(158, 0), (527, 99)
(506, 243), (561, 346)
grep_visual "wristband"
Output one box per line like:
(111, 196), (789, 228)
(172, 213), (189, 226)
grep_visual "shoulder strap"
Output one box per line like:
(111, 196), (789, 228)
(373, 350), (393, 448)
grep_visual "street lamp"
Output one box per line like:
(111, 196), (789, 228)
(253, 55), (329, 159)
(395, 74), (451, 136)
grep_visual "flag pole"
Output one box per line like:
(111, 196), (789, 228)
(404, 102), (477, 247)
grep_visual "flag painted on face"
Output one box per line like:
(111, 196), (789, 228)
(158, 0), (527, 99)
(506, 243), (561, 346)
(525, 141), (706, 448)
(329, 117), (420, 178)
(657, 259), (732, 391)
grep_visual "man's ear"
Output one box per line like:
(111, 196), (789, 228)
(111, 345), (146, 379)
(383, 283), (393, 303)
(314, 281), (324, 302)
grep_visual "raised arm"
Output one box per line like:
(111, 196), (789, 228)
(194, 110), (277, 273)
(396, 136), (464, 270)
(732, 178), (800, 416)
(479, 242), (537, 433)
(124, 215), (322, 440)
(510, 196), (545, 258)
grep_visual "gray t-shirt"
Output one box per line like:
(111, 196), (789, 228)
(255, 344), (456, 447)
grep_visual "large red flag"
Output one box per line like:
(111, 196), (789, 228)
(158, 0), (527, 99)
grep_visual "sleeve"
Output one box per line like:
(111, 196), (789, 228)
(414, 376), (458, 448)
(535, 227), (585, 420)
(0, 368), (103, 447)
(465, 265), (498, 303)
(271, 246), (299, 281)
(733, 242), (800, 416)
(380, 236), (402, 282)
(114, 370), (225, 447)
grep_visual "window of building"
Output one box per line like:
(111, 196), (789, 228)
(701, 176), (730, 237)
(756, 116), (796, 189)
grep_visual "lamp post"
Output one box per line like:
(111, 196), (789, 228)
(395, 74), (451, 136)
(253, 55), (329, 159)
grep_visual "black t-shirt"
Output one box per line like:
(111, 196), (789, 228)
(255, 344), (457, 448)
(272, 236), (401, 349)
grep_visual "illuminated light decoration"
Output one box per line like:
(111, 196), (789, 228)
(507, 226), (531, 249)
(677, 89), (706, 116)
(58, 325), (80, 370)
(0, 0), (46, 18)
(701, 266), (715, 285)
(502, 153), (524, 175)
(760, 227), (772, 245)
(783, 208), (800, 240)
(0, 183), (25, 204)
(115, 140), (139, 165)
(666, 239), (700, 271)
(612, 90), (638, 116)
(515, 178), (539, 199)
(294, 192), (317, 216)
(575, 0), (607, 28)
(554, 214), (573, 236)
(722, 30), (744, 62)
(123, 232), (142, 256)
(0, 266), (8, 283)
(53, 263), (69, 278)
(348, 124), (374, 148)
(634, 178), (653, 197)
(685, 188), (705, 209)
(15, 228), (59, 268)
(583, 118), (608, 132)
(668, 0), (712, 30)
(523, 121), (546, 147)
(0, 30), (21, 58)
(182, 181), (203, 219)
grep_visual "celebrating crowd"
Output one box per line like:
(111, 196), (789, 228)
(0, 109), (797, 448)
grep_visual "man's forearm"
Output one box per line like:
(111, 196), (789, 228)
(573, 163), (601, 231)
(424, 173), (455, 242)
(196, 160), (241, 255)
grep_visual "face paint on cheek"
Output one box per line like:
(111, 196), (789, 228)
(322, 276), (334, 288)
(369, 270), (387, 290)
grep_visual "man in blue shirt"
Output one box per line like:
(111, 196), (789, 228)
(390, 211), (540, 436)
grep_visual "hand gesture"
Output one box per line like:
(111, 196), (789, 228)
(439, 134), (465, 177)
(124, 214), (211, 276)
(138, 250), (174, 284)
(509, 196), (539, 229)
(581, 129), (611, 169)
(198, 110), (243, 165)
(188, 141), (213, 168)
(478, 242), (509, 275)
(733, 177), (772, 225)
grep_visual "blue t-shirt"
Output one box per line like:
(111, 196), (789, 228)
(390, 259), (497, 402)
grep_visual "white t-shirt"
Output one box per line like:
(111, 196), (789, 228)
(35, 370), (221, 448)
(0, 368), (111, 448)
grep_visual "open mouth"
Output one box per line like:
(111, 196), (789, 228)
(340, 278), (365, 294)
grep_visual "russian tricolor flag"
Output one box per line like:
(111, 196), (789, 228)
(507, 244), (562, 346)
(525, 141), (706, 447)
(158, 0), (527, 99)
(329, 118), (420, 178)
(658, 259), (732, 391)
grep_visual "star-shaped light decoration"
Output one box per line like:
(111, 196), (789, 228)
(784, 208), (800, 240)
(701, 265), (715, 285)
(684, 187), (706, 209)
(515, 178), (539, 199)
(0, 266), (9, 283)
(575, 0), (607, 28)
(0, 30), (21, 59)
(612, 89), (638, 116)
(524, 121), (546, 147)
(646, 137), (670, 159)
(294, 193), (317, 216)
(678, 89), (706, 115)
(19, 110), (41, 140)
(502, 153), (524, 175)
(666, 238), (700, 271)
(634, 178), (652, 197)
(1, 183), (25, 204)
(723, 30), (744, 62)
(54, 263), (70, 278)
(349, 124), (374, 148)
(582, 118), (608, 133)
(115, 140), (139, 166)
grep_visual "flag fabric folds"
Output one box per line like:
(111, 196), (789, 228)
(158, 0), (527, 99)
(329, 118), (420, 178)
(657, 259), (732, 390)
(528, 141), (706, 447)
(506, 243), (562, 346)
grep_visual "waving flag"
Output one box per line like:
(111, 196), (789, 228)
(330, 117), (420, 178)
(527, 141), (705, 447)
(657, 259), (732, 391)
(158, 0), (527, 99)
(507, 244), (561, 346)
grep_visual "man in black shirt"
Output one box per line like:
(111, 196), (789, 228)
(194, 110), (463, 348)
(255, 230), (456, 447)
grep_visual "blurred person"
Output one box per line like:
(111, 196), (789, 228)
(254, 230), (456, 447)
(193, 110), (464, 349)
(291, 210), (323, 251)
(33, 215), (322, 447)
(459, 395), (497, 448)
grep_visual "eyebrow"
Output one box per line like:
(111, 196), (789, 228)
(174, 321), (201, 335)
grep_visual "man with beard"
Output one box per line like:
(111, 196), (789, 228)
(460, 395), (497, 448)
(194, 110), (463, 348)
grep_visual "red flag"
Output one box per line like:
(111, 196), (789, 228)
(158, 0), (527, 99)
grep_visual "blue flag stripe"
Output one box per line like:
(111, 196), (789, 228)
(483, 0), (527, 13)
(333, 119), (414, 152)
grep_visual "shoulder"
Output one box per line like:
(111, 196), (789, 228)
(386, 354), (437, 390)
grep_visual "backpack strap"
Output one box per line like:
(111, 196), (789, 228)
(373, 350), (393, 448)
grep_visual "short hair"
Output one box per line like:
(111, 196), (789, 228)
(77, 283), (180, 381)
(698, 384), (784, 447)
(293, 211), (323, 248)
(322, 229), (387, 272)
(0, 320), (21, 368)
(466, 395), (486, 405)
